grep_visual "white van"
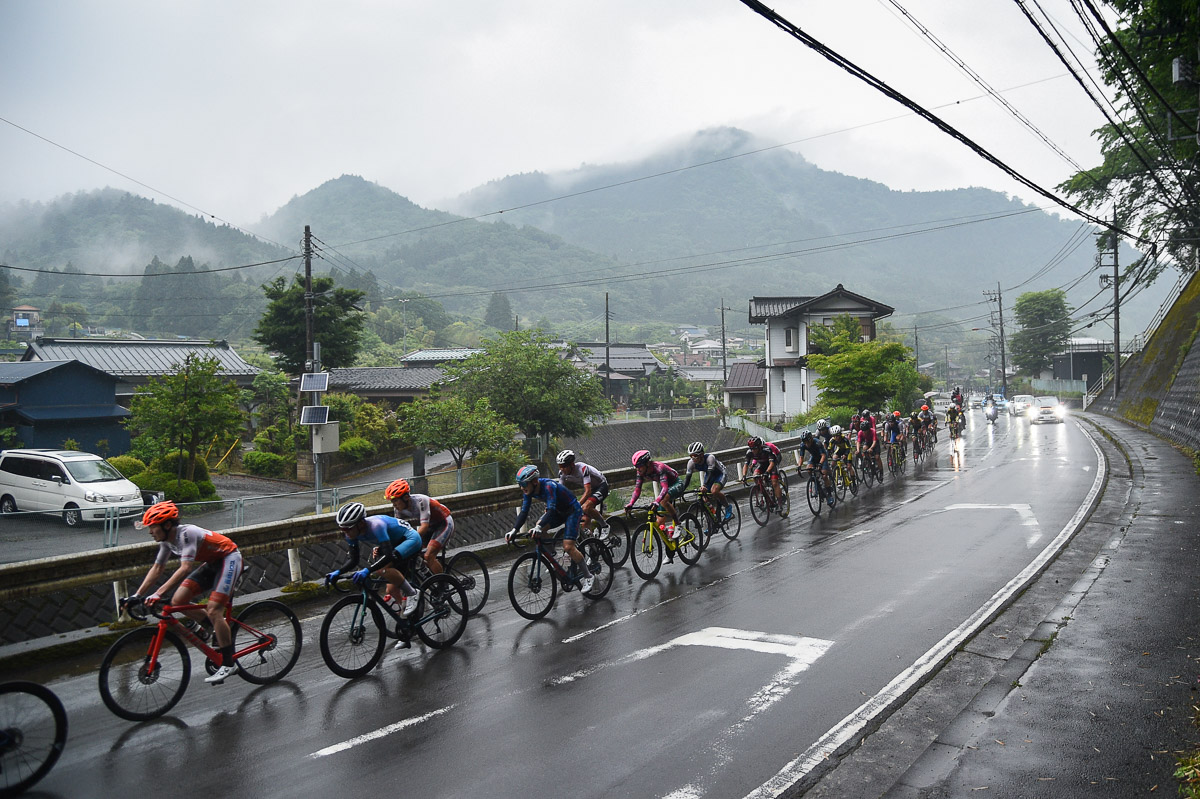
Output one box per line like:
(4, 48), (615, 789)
(0, 449), (144, 526)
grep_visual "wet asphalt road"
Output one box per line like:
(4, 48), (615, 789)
(17, 413), (1101, 799)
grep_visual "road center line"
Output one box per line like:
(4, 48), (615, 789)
(308, 705), (455, 758)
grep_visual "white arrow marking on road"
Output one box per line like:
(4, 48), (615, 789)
(945, 503), (1041, 547)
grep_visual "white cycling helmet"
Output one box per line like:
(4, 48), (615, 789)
(817, 418), (830, 429)
(829, 425), (842, 436)
(335, 502), (366, 529)
(687, 441), (705, 455)
(556, 450), (576, 466)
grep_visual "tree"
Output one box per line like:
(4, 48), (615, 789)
(126, 355), (244, 481)
(484, 291), (515, 330)
(443, 330), (610, 440)
(399, 396), (518, 469)
(252, 275), (366, 374)
(1058, 2), (1199, 277)
(807, 314), (867, 356)
(807, 339), (918, 412)
(1010, 288), (1072, 375)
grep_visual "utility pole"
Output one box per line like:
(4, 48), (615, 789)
(1112, 217), (1121, 397)
(303, 225), (314, 367)
(604, 292), (611, 400)
(720, 298), (730, 384)
(983, 284), (1008, 396)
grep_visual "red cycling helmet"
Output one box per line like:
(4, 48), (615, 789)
(139, 501), (179, 528)
(632, 450), (652, 468)
(384, 479), (411, 500)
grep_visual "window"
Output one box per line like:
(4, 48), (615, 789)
(781, 378), (786, 393)
(784, 328), (794, 349)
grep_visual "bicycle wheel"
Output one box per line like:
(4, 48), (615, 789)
(749, 485), (770, 526)
(629, 523), (663, 579)
(603, 516), (630, 568)
(445, 551), (490, 616)
(834, 465), (847, 501)
(856, 455), (873, 487)
(414, 573), (468, 648)
(233, 600), (302, 685)
(687, 501), (714, 550)
(887, 448), (897, 476)
(319, 595), (385, 678)
(508, 552), (558, 620)
(675, 514), (704, 565)
(0, 681), (67, 797)
(721, 497), (742, 540)
(898, 446), (908, 474)
(806, 476), (822, 516)
(579, 537), (615, 600)
(98, 627), (190, 721)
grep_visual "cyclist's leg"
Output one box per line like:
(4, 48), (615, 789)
(561, 507), (587, 567)
(173, 565), (211, 627)
(424, 520), (452, 575)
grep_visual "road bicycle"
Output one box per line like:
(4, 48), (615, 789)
(886, 440), (905, 476)
(744, 470), (790, 526)
(627, 504), (704, 580)
(319, 568), (468, 678)
(686, 487), (741, 545)
(859, 448), (884, 485)
(948, 419), (962, 441)
(854, 451), (875, 487)
(506, 528), (615, 620)
(801, 463), (836, 515)
(585, 497), (630, 569)
(0, 681), (67, 797)
(435, 548), (490, 616)
(99, 596), (302, 721)
(830, 454), (858, 501)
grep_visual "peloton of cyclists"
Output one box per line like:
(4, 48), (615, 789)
(624, 450), (685, 539)
(556, 450), (611, 538)
(507, 465), (596, 592)
(743, 436), (785, 508)
(386, 479), (454, 577)
(680, 441), (734, 521)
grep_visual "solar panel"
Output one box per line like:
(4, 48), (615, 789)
(299, 405), (330, 426)
(299, 372), (329, 392)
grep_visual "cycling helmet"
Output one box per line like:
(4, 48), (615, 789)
(817, 418), (830, 430)
(748, 436), (763, 449)
(860, 408), (870, 416)
(516, 465), (539, 486)
(893, 410), (901, 417)
(802, 430), (814, 440)
(556, 450), (576, 466)
(921, 405), (930, 411)
(139, 501), (179, 528)
(830, 425), (842, 436)
(384, 479), (411, 500)
(632, 450), (652, 468)
(687, 441), (705, 456)
(336, 502), (366, 529)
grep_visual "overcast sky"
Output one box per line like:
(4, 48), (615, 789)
(1, 1), (1111, 227)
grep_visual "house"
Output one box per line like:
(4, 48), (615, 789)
(400, 348), (483, 367)
(326, 366), (446, 404)
(748, 284), (894, 419)
(8, 306), (43, 340)
(723, 360), (766, 415)
(21, 338), (260, 401)
(0, 360), (132, 452)
(567, 342), (666, 405)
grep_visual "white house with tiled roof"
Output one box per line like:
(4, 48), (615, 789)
(748, 284), (893, 419)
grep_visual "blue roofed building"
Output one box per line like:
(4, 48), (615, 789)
(0, 361), (132, 453)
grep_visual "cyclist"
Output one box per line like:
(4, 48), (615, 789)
(919, 404), (938, 442)
(624, 450), (685, 537)
(816, 418), (832, 446)
(743, 436), (785, 509)
(385, 479), (454, 577)
(951, 386), (964, 407)
(681, 441), (733, 521)
(556, 450), (611, 539)
(945, 403), (965, 438)
(799, 430), (834, 506)
(883, 410), (905, 460)
(857, 410), (883, 478)
(130, 501), (243, 685)
(908, 409), (925, 456)
(507, 465), (595, 592)
(327, 502), (423, 624)
(827, 425), (855, 484)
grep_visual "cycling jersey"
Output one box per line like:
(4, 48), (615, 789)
(515, 477), (584, 540)
(683, 453), (727, 491)
(945, 408), (964, 426)
(629, 461), (681, 507)
(800, 438), (830, 471)
(827, 435), (852, 459)
(338, 515), (423, 573)
(558, 461), (608, 498)
(918, 410), (937, 428)
(909, 414), (924, 432)
(883, 418), (903, 443)
(817, 429), (832, 447)
(857, 424), (878, 447)
(744, 442), (782, 473)
(154, 523), (238, 567)
(393, 493), (452, 532)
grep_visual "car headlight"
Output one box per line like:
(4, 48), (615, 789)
(84, 490), (105, 503)
(1054, 405), (1066, 417)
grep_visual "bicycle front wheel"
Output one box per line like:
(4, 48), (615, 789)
(580, 537), (615, 600)
(508, 552), (558, 620)
(445, 550), (490, 616)
(99, 627), (190, 721)
(675, 514), (704, 565)
(319, 595), (385, 679)
(806, 476), (822, 516)
(721, 497), (742, 539)
(603, 516), (630, 568)
(834, 466), (847, 501)
(233, 600), (302, 685)
(0, 681), (67, 796)
(629, 523), (663, 579)
(749, 485), (770, 526)
(414, 573), (468, 648)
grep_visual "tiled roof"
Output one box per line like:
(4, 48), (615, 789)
(748, 296), (815, 322)
(0, 360), (80, 384)
(400, 349), (483, 364)
(749, 284), (893, 323)
(328, 367), (445, 392)
(725, 361), (765, 392)
(22, 338), (259, 378)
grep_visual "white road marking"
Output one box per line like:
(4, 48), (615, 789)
(308, 705), (455, 758)
(944, 503), (1041, 546)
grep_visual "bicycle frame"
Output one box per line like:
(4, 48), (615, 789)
(146, 602), (272, 666)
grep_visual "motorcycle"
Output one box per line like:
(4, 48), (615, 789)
(984, 403), (998, 424)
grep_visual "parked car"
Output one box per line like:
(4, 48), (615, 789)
(1029, 396), (1066, 424)
(0, 449), (144, 526)
(1009, 394), (1035, 417)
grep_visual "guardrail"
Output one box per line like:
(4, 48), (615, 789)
(0, 438), (807, 606)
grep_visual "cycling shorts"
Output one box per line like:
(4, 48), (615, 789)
(703, 470), (727, 491)
(583, 482), (610, 504)
(754, 464), (782, 480)
(805, 453), (830, 473)
(424, 516), (455, 548)
(182, 550), (243, 605)
(666, 478), (686, 501)
(541, 507), (584, 541)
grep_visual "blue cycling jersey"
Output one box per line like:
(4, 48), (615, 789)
(514, 478), (583, 530)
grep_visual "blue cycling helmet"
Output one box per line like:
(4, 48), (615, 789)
(516, 465), (539, 486)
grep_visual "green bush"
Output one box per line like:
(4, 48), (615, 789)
(107, 455), (147, 478)
(130, 470), (171, 492)
(160, 478), (200, 503)
(243, 451), (289, 478)
(196, 479), (217, 500)
(338, 436), (375, 462)
(151, 450), (210, 483)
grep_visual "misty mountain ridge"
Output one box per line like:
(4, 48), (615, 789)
(0, 127), (1168, 339)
